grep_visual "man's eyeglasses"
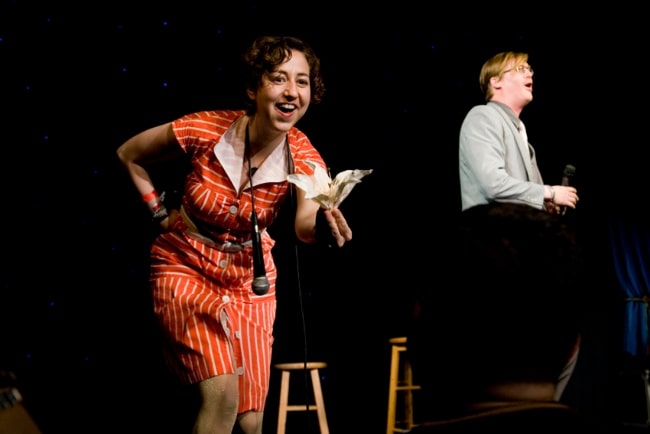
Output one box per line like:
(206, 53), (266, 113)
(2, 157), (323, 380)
(504, 65), (534, 75)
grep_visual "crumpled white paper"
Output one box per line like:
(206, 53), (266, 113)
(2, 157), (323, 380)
(287, 160), (373, 209)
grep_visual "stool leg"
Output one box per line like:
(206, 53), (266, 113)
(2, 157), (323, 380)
(404, 354), (415, 429)
(386, 344), (400, 434)
(310, 368), (329, 434)
(277, 370), (290, 434)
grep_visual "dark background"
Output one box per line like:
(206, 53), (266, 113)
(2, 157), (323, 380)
(1, 2), (647, 433)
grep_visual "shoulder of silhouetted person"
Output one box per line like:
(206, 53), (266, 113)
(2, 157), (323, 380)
(407, 202), (591, 429)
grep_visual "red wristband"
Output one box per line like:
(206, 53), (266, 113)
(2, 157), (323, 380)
(142, 190), (158, 203)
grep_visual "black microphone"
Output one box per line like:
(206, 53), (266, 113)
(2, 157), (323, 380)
(251, 209), (270, 295)
(245, 125), (269, 296)
(562, 164), (576, 186)
(248, 165), (269, 296)
(559, 164), (576, 216)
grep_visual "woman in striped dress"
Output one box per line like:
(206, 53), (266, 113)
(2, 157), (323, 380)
(116, 35), (352, 434)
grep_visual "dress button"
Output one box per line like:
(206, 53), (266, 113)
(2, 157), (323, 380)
(229, 205), (238, 214)
(235, 367), (245, 375)
(218, 259), (228, 268)
(222, 295), (230, 303)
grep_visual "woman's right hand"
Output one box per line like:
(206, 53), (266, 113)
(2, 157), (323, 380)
(158, 208), (180, 232)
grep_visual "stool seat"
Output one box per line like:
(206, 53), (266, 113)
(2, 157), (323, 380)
(274, 362), (329, 434)
(387, 337), (421, 434)
(274, 361), (327, 371)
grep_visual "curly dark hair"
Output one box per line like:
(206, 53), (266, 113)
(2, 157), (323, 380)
(241, 35), (325, 114)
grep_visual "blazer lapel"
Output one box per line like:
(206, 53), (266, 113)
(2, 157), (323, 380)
(489, 104), (536, 182)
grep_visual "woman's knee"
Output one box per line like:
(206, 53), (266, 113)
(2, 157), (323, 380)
(238, 411), (263, 434)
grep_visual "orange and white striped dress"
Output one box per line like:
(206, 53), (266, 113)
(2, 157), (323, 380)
(150, 110), (325, 412)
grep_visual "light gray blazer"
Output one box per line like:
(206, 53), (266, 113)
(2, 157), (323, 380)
(459, 101), (546, 211)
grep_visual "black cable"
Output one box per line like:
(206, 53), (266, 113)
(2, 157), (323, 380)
(285, 150), (313, 431)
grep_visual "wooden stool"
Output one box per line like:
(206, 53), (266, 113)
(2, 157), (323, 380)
(274, 362), (329, 434)
(386, 337), (421, 434)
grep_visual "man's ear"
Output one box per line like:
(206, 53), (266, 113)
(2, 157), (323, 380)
(246, 88), (256, 100)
